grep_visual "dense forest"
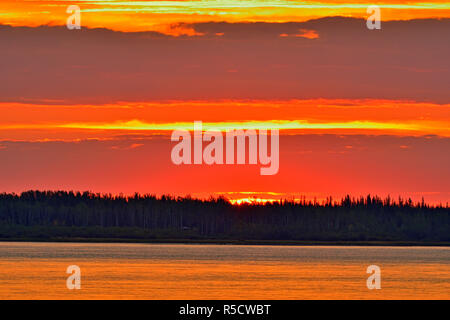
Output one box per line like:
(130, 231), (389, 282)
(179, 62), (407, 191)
(0, 191), (449, 243)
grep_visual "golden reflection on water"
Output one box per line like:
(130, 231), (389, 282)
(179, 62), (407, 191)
(0, 243), (448, 299)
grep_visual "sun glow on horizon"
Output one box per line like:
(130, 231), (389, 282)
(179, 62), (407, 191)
(228, 197), (282, 205)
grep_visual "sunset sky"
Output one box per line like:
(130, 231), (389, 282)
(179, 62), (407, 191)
(0, 1), (449, 204)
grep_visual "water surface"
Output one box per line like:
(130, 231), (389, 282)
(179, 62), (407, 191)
(0, 242), (448, 299)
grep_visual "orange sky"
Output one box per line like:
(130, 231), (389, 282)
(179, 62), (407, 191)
(1, 1), (449, 34)
(1, 99), (450, 205)
(1, 100), (450, 141)
(0, 1), (449, 204)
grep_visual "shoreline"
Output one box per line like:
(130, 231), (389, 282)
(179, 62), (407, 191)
(0, 238), (449, 246)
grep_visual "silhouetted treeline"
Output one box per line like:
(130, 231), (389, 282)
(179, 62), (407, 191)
(0, 191), (449, 242)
